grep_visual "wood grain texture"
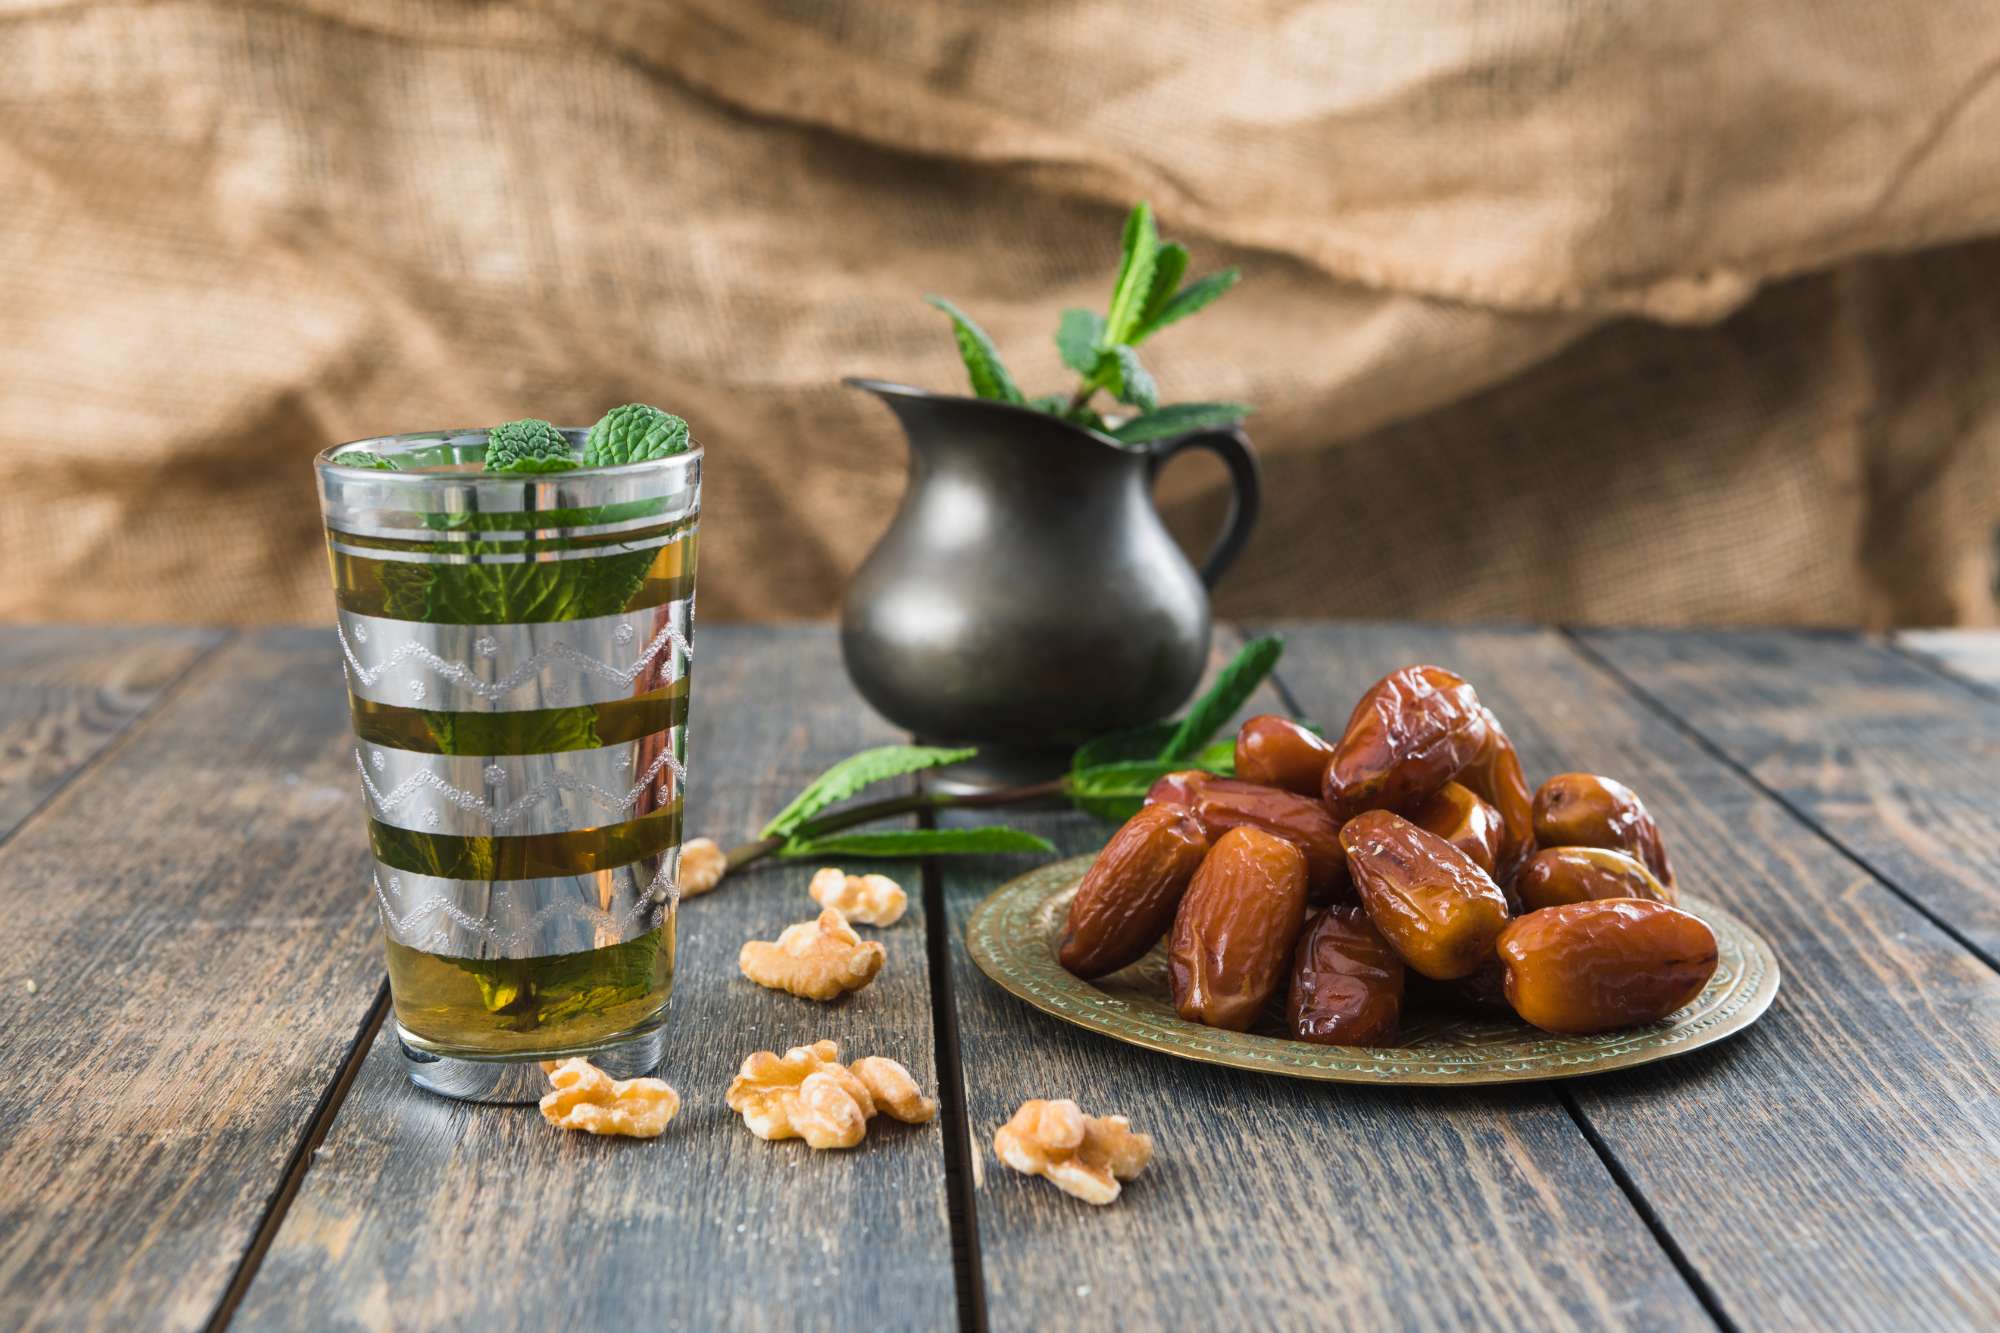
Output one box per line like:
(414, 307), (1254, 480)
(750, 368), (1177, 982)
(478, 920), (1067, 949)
(1273, 622), (2000, 1331)
(0, 625), (228, 841)
(1579, 628), (2000, 963)
(0, 630), (385, 1331)
(937, 637), (1709, 1332)
(236, 626), (958, 1331)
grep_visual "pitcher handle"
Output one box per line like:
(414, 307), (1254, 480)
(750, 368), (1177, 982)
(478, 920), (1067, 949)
(1146, 425), (1262, 589)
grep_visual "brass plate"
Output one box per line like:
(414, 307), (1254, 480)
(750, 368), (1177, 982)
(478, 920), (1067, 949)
(965, 854), (1781, 1085)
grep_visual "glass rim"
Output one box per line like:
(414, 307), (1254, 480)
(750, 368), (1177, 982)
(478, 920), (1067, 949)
(315, 426), (704, 482)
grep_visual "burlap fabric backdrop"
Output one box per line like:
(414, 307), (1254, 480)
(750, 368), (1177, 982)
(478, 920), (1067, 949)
(4, 1), (1998, 626)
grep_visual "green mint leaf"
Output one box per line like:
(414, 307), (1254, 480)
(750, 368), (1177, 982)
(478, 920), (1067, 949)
(336, 450), (400, 471)
(1136, 242), (1189, 336)
(1055, 308), (1107, 375)
(1066, 407), (1109, 433)
(1028, 394), (1069, 415)
(1138, 267), (1239, 339)
(1071, 721), (1181, 775)
(1103, 202), (1160, 345)
(779, 827), (1054, 859)
(584, 404), (691, 468)
(380, 521), (655, 623)
(1067, 741), (1236, 822)
(1110, 345), (1158, 411)
(1109, 401), (1250, 444)
(761, 744), (977, 840)
(1160, 633), (1284, 760)
(484, 419), (575, 473)
(926, 296), (1025, 404)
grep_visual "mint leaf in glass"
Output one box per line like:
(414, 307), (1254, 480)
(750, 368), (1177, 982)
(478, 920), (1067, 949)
(584, 403), (692, 468)
(336, 450), (400, 470)
(484, 418), (575, 473)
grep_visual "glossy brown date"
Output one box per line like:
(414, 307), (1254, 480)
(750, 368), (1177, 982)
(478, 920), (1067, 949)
(1058, 804), (1212, 979)
(1514, 846), (1670, 913)
(1286, 905), (1404, 1045)
(1497, 900), (1717, 1034)
(1169, 826), (1310, 1031)
(1456, 708), (1536, 881)
(1532, 773), (1676, 892)
(1323, 666), (1491, 821)
(1409, 781), (1504, 877)
(1147, 770), (1349, 903)
(1340, 809), (1511, 980)
(1234, 714), (1336, 797)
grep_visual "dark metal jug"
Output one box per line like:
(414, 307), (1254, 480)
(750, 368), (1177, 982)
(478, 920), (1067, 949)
(840, 379), (1260, 771)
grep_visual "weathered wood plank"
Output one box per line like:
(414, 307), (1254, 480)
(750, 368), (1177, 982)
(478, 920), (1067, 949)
(0, 629), (385, 1331)
(237, 626), (958, 1330)
(937, 633), (1709, 1331)
(0, 625), (228, 841)
(1895, 628), (2000, 694)
(1274, 623), (2000, 1329)
(1578, 628), (2000, 963)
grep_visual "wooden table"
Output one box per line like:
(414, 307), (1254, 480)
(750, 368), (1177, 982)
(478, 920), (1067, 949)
(4, 622), (1997, 1331)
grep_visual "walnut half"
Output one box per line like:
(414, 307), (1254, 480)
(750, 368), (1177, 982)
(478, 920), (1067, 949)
(808, 867), (909, 926)
(679, 837), (727, 898)
(539, 1058), (681, 1139)
(726, 1041), (938, 1150)
(739, 908), (885, 1001)
(993, 1099), (1154, 1205)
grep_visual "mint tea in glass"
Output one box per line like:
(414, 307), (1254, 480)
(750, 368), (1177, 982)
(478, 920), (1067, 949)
(315, 413), (699, 1102)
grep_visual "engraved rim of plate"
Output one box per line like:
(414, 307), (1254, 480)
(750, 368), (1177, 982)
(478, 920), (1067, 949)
(372, 857), (680, 958)
(354, 738), (686, 836)
(337, 607), (691, 709)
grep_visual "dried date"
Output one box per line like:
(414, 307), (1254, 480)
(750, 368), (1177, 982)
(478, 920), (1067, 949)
(1409, 781), (1504, 877)
(1234, 714), (1336, 797)
(1456, 708), (1537, 881)
(1059, 804), (1212, 979)
(1148, 770), (1349, 903)
(1323, 666), (1491, 821)
(1531, 773), (1676, 893)
(1514, 846), (1670, 913)
(1168, 826), (1310, 1031)
(1286, 904), (1404, 1045)
(1340, 809), (1511, 980)
(1497, 900), (1717, 1034)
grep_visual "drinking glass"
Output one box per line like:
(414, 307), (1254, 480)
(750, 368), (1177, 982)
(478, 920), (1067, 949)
(315, 429), (700, 1101)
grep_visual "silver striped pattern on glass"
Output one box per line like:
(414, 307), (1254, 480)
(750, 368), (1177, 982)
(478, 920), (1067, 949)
(372, 852), (679, 959)
(337, 602), (692, 711)
(356, 730), (687, 837)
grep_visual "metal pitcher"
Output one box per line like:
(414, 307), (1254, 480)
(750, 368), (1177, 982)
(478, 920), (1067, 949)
(841, 379), (1260, 778)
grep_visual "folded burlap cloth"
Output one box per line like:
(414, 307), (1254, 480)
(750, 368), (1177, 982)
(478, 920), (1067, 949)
(3, 1), (1996, 626)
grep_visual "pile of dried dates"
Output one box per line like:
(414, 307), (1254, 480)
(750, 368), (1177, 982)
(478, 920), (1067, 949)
(1058, 665), (1720, 1043)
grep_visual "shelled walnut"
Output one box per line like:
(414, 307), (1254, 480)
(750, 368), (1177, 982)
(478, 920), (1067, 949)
(739, 908), (886, 1000)
(539, 1058), (681, 1138)
(808, 867), (909, 926)
(679, 838), (727, 898)
(993, 1099), (1154, 1205)
(726, 1040), (937, 1150)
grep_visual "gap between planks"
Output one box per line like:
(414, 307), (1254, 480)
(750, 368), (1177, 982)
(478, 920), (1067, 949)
(0, 628), (241, 853)
(1260, 631), (1740, 1333)
(1560, 628), (2000, 977)
(919, 794), (991, 1333)
(203, 982), (391, 1332)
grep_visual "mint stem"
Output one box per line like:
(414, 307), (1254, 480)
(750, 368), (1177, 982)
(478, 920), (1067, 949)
(722, 776), (1068, 873)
